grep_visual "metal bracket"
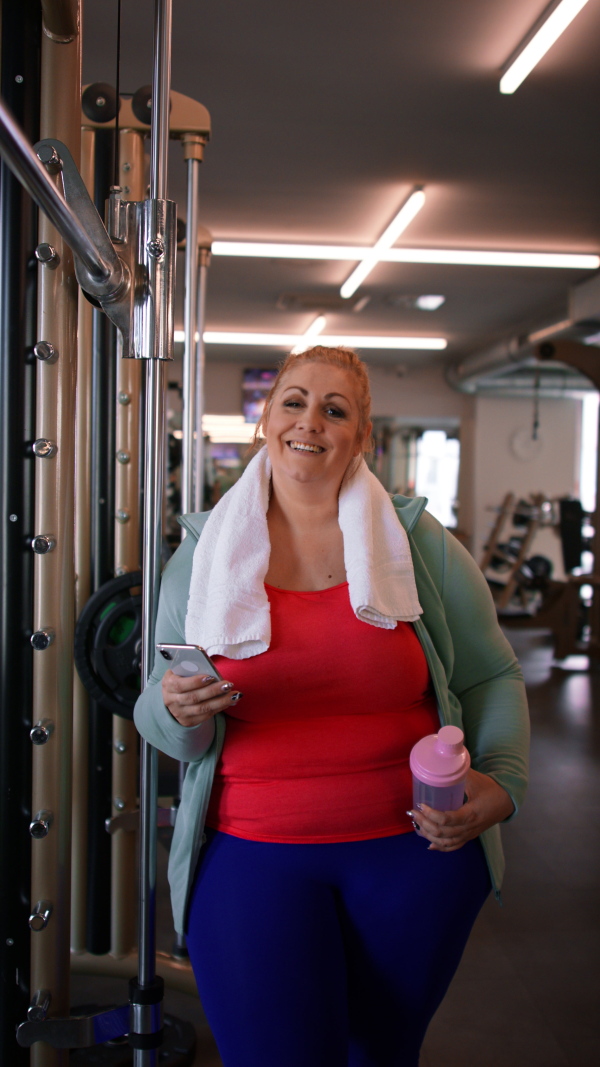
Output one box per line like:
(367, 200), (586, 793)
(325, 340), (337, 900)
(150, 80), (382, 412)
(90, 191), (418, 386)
(105, 805), (177, 834)
(34, 138), (137, 356)
(16, 1003), (130, 1048)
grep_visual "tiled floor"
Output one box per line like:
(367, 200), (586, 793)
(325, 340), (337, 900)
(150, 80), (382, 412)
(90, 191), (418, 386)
(71, 628), (600, 1065)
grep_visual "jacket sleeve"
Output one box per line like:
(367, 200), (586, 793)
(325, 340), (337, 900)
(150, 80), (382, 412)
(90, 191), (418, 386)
(440, 525), (530, 818)
(133, 533), (216, 763)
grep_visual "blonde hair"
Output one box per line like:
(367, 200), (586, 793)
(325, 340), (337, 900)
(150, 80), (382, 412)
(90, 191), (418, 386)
(252, 345), (373, 453)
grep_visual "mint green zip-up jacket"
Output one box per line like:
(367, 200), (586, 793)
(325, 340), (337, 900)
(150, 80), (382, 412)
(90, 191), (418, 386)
(134, 496), (529, 934)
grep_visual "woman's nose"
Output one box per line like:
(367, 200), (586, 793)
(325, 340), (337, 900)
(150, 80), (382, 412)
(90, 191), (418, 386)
(296, 403), (322, 431)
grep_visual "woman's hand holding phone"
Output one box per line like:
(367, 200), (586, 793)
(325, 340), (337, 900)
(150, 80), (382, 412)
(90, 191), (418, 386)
(161, 670), (243, 727)
(157, 644), (243, 727)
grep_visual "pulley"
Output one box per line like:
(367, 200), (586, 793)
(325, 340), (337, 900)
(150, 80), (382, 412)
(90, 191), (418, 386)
(74, 572), (143, 720)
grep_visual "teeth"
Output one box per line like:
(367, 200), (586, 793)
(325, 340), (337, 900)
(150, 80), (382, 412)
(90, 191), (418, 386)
(289, 441), (324, 453)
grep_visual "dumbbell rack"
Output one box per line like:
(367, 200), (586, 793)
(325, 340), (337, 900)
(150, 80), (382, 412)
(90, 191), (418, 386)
(480, 492), (551, 611)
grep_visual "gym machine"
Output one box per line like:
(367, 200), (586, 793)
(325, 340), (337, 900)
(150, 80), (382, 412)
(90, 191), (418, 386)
(0, 0), (212, 1061)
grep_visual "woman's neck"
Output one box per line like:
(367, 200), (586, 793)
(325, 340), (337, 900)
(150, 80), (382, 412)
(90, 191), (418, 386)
(265, 475), (347, 590)
(267, 474), (340, 530)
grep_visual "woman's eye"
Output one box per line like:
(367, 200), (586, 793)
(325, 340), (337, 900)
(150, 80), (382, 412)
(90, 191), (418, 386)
(326, 406), (345, 418)
(283, 399), (302, 408)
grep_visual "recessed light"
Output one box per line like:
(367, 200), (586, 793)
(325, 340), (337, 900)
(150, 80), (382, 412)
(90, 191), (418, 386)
(415, 294), (446, 311)
(384, 293), (445, 311)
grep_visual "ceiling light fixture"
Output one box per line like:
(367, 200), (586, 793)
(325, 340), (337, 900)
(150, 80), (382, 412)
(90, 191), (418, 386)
(415, 294), (446, 311)
(339, 187), (426, 299)
(500, 0), (591, 95)
(202, 331), (447, 351)
(290, 314), (327, 354)
(211, 241), (599, 270)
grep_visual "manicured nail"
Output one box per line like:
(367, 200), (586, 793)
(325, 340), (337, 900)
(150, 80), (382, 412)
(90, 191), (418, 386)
(230, 692), (244, 703)
(406, 810), (414, 818)
(220, 681), (234, 692)
(201, 675), (216, 684)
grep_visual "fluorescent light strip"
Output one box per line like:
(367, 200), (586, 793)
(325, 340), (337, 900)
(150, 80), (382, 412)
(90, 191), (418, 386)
(174, 417), (259, 443)
(203, 414), (257, 443)
(203, 332), (447, 350)
(340, 188), (426, 298)
(291, 314), (327, 354)
(212, 241), (599, 270)
(500, 0), (591, 95)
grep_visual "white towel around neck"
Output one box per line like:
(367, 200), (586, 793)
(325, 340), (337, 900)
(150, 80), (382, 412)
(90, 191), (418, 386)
(184, 446), (422, 659)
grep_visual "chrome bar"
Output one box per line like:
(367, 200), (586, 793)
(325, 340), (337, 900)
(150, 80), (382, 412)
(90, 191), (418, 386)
(193, 245), (210, 512)
(112, 127), (145, 960)
(150, 0), (172, 201)
(181, 158), (200, 524)
(70, 127), (95, 955)
(136, 9), (173, 1062)
(138, 360), (164, 991)
(0, 97), (115, 284)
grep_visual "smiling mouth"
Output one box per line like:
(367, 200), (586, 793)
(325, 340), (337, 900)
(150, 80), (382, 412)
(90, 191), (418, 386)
(287, 441), (325, 454)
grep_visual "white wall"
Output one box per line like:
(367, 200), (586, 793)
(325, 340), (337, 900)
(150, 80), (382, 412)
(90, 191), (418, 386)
(204, 361), (247, 413)
(472, 396), (582, 579)
(204, 359), (474, 418)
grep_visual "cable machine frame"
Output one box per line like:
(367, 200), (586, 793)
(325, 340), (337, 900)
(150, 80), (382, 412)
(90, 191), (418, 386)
(0, 0), (212, 1059)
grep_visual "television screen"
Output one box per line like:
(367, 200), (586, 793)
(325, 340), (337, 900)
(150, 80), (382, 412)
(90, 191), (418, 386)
(242, 368), (278, 423)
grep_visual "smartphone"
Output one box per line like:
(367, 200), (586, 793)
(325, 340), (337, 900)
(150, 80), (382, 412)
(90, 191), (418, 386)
(156, 643), (223, 681)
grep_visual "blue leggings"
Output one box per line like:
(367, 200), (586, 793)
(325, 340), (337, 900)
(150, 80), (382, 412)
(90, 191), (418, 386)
(187, 829), (490, 1067)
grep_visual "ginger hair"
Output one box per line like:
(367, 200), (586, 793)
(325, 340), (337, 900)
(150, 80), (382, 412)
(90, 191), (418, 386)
(252, 345), (373, 454)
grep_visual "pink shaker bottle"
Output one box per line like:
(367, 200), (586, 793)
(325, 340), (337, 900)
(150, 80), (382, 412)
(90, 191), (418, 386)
(409, 725), (470, 815)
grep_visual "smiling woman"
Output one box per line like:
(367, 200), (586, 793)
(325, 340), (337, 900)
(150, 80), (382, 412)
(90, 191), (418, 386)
(134, 343), (529, 1067)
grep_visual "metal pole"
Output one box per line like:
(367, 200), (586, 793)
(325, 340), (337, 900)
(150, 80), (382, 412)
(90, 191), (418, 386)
(135, 1), (173, 1061)
(180, 156), (200, 524)
(70, 126), (94, 956)
(150, 0), (172, 204)
(193, 246), (210, 512)
(111, 126), (145, 960)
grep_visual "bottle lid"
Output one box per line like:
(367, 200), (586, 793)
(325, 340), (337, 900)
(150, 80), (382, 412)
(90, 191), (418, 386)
(409, 725), (470, 787)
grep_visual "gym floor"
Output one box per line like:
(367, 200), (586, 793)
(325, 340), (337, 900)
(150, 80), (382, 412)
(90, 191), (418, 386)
(71, 628), (600, 1066)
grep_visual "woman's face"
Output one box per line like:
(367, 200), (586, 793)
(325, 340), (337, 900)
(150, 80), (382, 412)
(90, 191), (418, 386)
(265, 362), (369, 493)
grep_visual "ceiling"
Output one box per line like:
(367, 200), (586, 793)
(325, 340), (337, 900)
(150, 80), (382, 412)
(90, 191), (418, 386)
(82, 0), (600, 368)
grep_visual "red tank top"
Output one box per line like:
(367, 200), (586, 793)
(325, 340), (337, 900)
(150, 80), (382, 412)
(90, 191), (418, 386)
(205, 581), (440, 842)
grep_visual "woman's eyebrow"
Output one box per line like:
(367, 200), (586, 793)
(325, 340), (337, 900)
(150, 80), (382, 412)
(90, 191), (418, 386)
(281, 385), (350, 404)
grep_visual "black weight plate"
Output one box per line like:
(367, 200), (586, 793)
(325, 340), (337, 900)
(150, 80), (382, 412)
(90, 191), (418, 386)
(74, 573), (143, 720)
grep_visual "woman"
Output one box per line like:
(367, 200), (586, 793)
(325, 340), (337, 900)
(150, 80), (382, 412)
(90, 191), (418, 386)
(134, 346), (529, 1067)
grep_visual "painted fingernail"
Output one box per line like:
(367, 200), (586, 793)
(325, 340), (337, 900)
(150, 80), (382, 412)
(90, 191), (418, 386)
(220, 682), (234, 692)
(406, 810), (414, 818)
(230, 692), (244, 703)
(201, 675), (216, 684)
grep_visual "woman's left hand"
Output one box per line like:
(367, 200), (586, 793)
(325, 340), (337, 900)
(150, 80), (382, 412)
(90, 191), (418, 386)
(408, 769), (515, 852)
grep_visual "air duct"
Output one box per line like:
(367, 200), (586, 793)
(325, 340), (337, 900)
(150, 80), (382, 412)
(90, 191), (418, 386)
(446, 317), (599, 397)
